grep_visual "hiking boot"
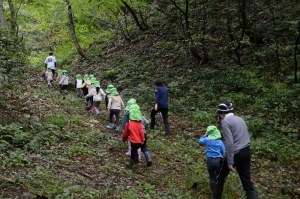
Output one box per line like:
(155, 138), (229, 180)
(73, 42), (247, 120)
(164, 124), (170, 136)
(246, 191), (258, 199)
(212, 184), (223, 199)
(106, 123), (114, 129)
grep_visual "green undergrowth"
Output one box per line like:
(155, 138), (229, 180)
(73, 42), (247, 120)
(0, 68), (300, 198)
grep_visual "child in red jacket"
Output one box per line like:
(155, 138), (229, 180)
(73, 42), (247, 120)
(122, 106), (145, 165)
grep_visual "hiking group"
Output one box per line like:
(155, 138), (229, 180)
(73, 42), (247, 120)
(44, 52), (258, 198)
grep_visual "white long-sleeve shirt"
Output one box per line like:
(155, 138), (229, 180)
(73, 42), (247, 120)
(59, 75), (69, 85)
(85, 88), (106, 102)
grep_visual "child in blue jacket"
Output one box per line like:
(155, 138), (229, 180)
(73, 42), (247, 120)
(199, 125), (225, 193)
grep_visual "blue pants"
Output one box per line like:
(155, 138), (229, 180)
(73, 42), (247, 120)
(207, 157), (222, 184)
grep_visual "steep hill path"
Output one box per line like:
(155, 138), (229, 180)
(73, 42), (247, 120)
(0, 70), (298, 198)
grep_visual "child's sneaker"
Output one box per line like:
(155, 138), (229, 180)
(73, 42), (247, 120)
(106, 123), (114, 129)
(125, 146), (131, 156)
(115, 126), (120, 132)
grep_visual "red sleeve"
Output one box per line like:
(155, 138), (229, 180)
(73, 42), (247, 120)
(122, 123), (129, 142)
(140, 125), (145, 142)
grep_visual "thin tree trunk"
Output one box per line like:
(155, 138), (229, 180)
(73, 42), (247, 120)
(122, 1), (146, 31)
(0, 0), (5, 28)
(234, 0), (246, 67)
(65, 0), (87, 59)
(226, 0), (235, 41)
(8, 0), (17, 36)
(294, 22), (300, 84)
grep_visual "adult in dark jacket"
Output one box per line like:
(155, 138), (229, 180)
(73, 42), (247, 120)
(213, 102), (258, 199)
(150, 78), (170, 136)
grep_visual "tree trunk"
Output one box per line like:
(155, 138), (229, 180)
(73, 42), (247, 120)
(8, 0), (17, 36)
(0, 0), (5, 28)
(65, 0), (88, 59)
(294, 22), (300, 84)
(122, 0), (146, 31)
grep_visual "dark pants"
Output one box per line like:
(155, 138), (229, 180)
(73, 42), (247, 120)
(110, 109), (120, 126)
(131, 142), (142, 164)
(93, 101), (100, 109)
(215, 146), (256, 191)
(76, 88), (82, 98)
(51, 69), (55, 77)
(207, 157), (222, 184)
(62, 85), (68, 91)
(150, 108), (169, 134)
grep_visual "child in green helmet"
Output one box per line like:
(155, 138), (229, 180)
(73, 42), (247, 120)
(105, 84), (116, 122)
(75, 74), (83, 98)
(84, 81), (106, 116)
(122, 104), (146, 165)
(105, 84), (114, 109)
(56, 69), (63, 92)
(199, 125), (225, 193)
(56, 69), (63, 83)
(123, 102), (152, 166)
(106, 87), (124, 132)
(86, 77), (97, 112)
(45, 67), (53, 88)
(59, 70), (69, 93)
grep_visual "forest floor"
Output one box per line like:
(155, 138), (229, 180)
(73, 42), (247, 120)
(0, 70), (299, 199)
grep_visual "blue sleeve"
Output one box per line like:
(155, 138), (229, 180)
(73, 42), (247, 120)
(155, 88), (159, 104)
(220, 141), (225, 156)
(199, 136), (207, 145)
(122, 111), (130, 129)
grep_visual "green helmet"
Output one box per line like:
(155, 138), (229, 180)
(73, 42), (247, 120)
(63, 70), (68, 75)
(129, 104), (142, 121)
(110, 88), (119, 96)
(76, 74), (82, 80)
(94, 81), (100, 88)
(125, 99), (137, 111)
(106, 84), (114, 93)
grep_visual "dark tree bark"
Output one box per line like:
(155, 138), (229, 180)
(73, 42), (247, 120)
(65, 0), (88, 59)
(226, 0), (235, 41)
(8, 0), (17, 36)
(294, 22), (300, 83)
(234, 0), (246, 67)
(0, 0), (5, 28)
(170, 0), (189, 30)
(122, 1), (146, 31)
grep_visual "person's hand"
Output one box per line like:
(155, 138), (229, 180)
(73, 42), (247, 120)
(107, 108), (110, 112)
(154, 104), (158, 111)
(228, 165), (236, 172)
(204, 132), (208, 137)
